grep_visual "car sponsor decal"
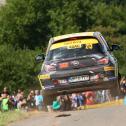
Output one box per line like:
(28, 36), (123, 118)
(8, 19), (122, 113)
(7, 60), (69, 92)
(50, 38), (98, 50)
(104, 66), (115, 71)
(38, 74), (50, 80)
(59, 62), (69, 69)
(67, 44), (82, 49)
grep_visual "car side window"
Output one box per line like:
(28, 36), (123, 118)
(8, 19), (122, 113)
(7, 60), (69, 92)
(100, 35), (110, 51)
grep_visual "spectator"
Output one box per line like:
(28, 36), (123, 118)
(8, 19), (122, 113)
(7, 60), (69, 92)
(1, 93), (9, 111)
(16, 89), (22, 102)
(82, 92), (86, 105)
(27, 90), (35, 110)
(1, 87), (10, 97)
(101, 90), (111, 102)
(11, 91), (18, 109)
(34, 90), (43, 111)
(76, 93), (84, 107)
(52, 96), (61, 111)
(85, 91), (95, 105)
(17, 90), (26, 109)
(120, 79), (126, 94)
(0, 87), (12, 111)
(95, 91), (103, 103)
(60, 95), (71, 111)
(71, 93), (78, 110)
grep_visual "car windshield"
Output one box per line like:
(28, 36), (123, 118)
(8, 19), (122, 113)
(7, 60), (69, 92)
(46, 38), (104, 61)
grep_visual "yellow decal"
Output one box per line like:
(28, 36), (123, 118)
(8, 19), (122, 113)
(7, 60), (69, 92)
(50, 38), (98, 50)
(104, 66), (115, 71)
(38, 74), (50, 80)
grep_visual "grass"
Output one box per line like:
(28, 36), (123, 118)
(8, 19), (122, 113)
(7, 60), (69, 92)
(79, 99), (123, 110)
(0, 110), (29, 126)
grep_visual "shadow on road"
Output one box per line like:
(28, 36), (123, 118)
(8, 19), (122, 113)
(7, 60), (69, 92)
(55, 113), (71, 118)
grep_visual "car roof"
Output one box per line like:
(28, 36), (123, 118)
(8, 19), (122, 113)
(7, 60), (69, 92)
(50, 32), (101, 44)
(46, 32), (102, 54)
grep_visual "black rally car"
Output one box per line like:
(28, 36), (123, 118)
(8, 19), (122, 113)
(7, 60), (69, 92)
(36, 32), (120, 103)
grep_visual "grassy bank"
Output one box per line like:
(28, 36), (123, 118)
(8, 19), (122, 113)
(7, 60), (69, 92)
(0, 110), (29, 126)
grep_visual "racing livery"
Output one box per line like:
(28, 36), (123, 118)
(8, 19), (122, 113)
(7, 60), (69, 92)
(36, 32), (120, 104)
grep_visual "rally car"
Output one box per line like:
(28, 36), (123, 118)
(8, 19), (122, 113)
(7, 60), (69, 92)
(36, 32), (121, 104)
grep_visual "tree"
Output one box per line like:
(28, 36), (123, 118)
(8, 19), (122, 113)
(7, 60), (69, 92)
(0, 0), (50, 49)
(48, 0), (95, 36)
(0, 0), (126, 92)
(0, 44), (41, 92)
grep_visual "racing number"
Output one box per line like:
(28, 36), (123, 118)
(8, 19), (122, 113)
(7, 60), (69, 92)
(86, 44), (93, 49)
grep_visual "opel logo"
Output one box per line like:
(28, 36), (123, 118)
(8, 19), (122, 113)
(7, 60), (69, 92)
(71, 60), (79, 66)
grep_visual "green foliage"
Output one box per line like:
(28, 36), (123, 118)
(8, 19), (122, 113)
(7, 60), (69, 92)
(48, 0), (95, 35)
(0, 0), (50, 49)
(0, 44), (41, 92)
(0, 111), (28, 126)
(0, 0), (126, 91)
(114, 36), (126, 75)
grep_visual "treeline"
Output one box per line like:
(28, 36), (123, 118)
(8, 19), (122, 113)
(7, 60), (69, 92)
(0, 0), (126, 91)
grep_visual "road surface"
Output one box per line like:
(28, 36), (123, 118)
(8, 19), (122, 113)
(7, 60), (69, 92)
(9, 105), (126, 126)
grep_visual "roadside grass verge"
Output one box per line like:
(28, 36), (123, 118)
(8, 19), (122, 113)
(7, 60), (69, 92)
(0, 110), (29, 126)
(79, 99), (123, 110)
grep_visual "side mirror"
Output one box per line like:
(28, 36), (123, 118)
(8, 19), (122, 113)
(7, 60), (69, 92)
(111, 44), (120, 51)
(35, 54), (45, 62)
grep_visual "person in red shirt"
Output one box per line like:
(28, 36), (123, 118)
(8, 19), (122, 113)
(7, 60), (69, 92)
(85, 91), (96, 105)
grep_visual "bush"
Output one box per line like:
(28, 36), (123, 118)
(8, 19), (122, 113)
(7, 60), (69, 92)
(0, 44), (41, 92)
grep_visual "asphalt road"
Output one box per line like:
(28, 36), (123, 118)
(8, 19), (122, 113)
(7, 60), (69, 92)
(9, 105), (126, 126)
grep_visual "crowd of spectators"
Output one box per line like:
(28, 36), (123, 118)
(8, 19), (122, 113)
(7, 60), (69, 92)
(51, 90), (111, 111)
(51, 77), (126, 111)
(0, 87), (43, 112)
(0, 87), (113, 112)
